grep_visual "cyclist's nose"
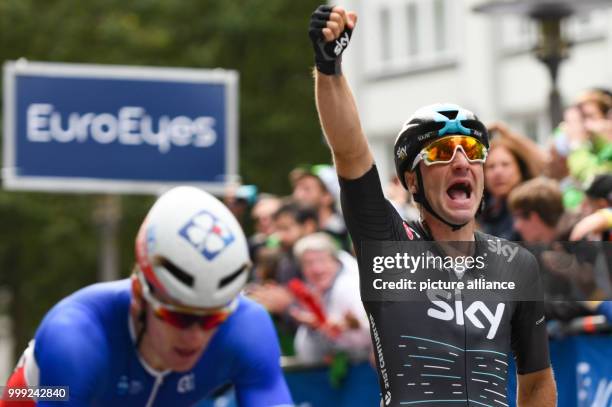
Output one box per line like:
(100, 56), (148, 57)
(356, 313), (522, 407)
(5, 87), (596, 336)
(178, 323), (208, 343)
(450, 146), (470, 169)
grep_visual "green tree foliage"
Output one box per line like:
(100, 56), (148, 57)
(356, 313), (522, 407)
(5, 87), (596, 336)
(0, 0), (327, 357)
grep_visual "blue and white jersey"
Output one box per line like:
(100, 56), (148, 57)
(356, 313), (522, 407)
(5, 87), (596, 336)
(12, 279), (292, 407)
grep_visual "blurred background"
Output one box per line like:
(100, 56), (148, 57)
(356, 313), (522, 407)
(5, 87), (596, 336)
(1, 1), (612, 406)
(339, 0), (612, 183)
(0, 0), (326, 380)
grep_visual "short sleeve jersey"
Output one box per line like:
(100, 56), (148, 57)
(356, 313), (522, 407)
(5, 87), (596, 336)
(4, 279), (292, 407)
(340, 165), (550, 407)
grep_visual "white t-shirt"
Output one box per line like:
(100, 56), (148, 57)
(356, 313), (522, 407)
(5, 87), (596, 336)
(294, 255), (371, 364)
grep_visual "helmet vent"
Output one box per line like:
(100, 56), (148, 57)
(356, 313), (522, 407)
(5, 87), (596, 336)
(439, 110), (458, 120)
(158, 257), (194, 287)
(219, 264), (247, 289)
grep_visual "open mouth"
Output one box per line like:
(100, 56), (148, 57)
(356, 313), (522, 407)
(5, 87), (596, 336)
(447, 181), (472, 200)
(174, 348), (198, 358)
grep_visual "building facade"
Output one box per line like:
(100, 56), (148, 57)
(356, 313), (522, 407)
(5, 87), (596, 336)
(338, 0), (612, 183)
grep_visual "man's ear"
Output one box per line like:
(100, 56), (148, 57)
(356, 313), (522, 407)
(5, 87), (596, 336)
(405, 172), (418, 195)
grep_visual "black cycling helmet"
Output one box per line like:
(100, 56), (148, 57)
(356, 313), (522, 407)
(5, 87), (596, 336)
(393, 103), (489, 230)
(394, 103), (489, 189)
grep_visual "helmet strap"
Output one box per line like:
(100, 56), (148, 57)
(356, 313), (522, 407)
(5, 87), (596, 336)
(412, 167), (468, 232)
(135, 308), (147, 349)
(131, 275), (148, 349)
(477, 194), (486, 216)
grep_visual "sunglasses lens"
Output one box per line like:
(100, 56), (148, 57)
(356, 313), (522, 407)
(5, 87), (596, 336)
(201, 313), (230, 330)
(461, 137), (485, 160)
(154, 307), (229, 330)
(425, 140), (454, 162)
(424, 136), (485, 164)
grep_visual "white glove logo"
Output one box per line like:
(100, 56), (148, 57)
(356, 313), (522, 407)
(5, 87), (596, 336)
(334, 31), (350, 56)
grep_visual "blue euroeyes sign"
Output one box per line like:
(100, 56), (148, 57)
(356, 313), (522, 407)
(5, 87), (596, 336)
(2, 60), (239, 194)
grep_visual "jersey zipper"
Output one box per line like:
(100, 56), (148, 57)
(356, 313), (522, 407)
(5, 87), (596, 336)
(145, 374), (164, 407)
(128, 314), (171, 407)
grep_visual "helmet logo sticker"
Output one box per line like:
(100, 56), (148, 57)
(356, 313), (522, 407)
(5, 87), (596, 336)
(396, 145), (407, 160)
(179, 210), (235, 260)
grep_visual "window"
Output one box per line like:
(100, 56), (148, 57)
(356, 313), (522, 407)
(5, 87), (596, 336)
(501, 9), (608, 54)
(564, 10), (609, 42)
(500, 16), (536, 52)
(380, 7), (392, 62)
(363, 0), (456, 76)
(433, 0), (446, 52)
(406, 3), (418, 56)
(506, 113), (550, 145)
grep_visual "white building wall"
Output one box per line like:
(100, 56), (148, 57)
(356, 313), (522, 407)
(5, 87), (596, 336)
(335, 0), (612, 181)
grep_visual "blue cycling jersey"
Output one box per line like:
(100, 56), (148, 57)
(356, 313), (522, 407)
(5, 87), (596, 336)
(19, 279), (292, 407)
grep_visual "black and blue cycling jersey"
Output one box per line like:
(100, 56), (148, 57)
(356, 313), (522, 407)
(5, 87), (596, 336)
(340, 165), (550, 407)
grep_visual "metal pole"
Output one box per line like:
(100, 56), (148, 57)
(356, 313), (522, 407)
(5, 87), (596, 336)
(549, 84), (563, 130)
(94, 195), (121, 281)
(535, 18), (567, 128)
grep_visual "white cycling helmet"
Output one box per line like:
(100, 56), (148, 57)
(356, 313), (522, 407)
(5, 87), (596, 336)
(135, 186), (250, 309)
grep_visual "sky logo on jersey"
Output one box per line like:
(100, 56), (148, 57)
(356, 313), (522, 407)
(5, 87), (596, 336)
(486, 239), (519, 263)
(179, 210), (235, 260)
(427, 289), (505, 339)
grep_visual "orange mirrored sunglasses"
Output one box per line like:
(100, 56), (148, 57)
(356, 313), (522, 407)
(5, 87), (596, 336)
(412, 135), (487, 170)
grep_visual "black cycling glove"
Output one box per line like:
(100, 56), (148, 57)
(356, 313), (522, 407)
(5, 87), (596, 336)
(308, 5), (353, 75)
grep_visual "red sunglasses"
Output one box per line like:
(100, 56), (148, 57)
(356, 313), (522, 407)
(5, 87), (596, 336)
(137, 273), (236, 330)
(152, 307), (232, 330)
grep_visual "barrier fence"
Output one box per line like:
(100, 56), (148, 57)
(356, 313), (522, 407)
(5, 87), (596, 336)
(200, 330), (612, 406)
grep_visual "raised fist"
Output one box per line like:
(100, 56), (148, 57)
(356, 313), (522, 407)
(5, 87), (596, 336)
(308, 5), (358, 75)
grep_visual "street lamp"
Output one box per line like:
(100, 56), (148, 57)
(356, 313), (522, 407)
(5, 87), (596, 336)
(473, 0), (612, 128)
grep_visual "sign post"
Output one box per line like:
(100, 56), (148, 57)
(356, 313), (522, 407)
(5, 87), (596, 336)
(93, 195), (121, 281)
(3, 60), (239, 281)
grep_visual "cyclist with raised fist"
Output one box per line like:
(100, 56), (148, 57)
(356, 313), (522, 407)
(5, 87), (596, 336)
(308, 5), (556, 406)
(1, 187), (293, 407)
